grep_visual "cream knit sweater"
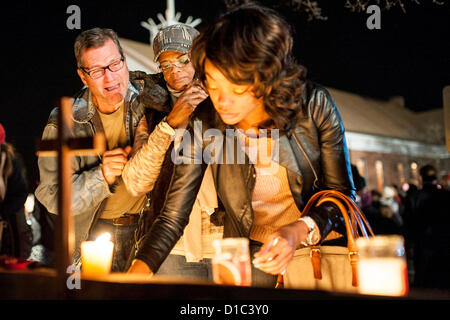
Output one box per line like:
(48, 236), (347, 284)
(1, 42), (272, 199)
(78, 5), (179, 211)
(122, 113), (223, 262)
(237, 130), (302, 244)
(250, 162), (302, 243)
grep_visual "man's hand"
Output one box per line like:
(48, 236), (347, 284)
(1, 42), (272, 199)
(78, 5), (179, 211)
(101, 146), (132, 185)
(166, 83), (208, 128)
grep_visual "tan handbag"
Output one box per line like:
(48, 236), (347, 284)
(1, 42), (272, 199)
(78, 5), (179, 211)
(278, 190), (374, 293)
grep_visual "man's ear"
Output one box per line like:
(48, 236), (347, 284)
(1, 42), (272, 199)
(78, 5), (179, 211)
(123, 54), (129, 71)
(77, 68), (88, 87)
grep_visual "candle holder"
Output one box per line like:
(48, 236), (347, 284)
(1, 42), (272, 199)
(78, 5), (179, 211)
(356, 235), (408, 296)
(212, 238), (252, 286)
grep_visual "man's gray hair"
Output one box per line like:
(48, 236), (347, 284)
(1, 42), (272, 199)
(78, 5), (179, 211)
(74, 27), (124, 67)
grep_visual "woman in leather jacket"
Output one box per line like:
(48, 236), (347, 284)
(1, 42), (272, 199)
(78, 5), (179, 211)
(128, 3), (356, 287)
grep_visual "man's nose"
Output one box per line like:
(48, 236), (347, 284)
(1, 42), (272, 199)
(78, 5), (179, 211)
(169, 65), (183, 74)
(103, 68), (117, 81)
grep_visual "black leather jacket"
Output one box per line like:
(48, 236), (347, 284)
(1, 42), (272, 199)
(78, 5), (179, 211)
(135, 82), (356, 272)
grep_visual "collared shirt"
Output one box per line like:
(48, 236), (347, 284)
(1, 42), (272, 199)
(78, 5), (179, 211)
(92, 83), (147, 219)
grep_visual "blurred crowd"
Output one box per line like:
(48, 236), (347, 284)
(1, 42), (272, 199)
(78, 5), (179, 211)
(353, 163), (450, 290)
(0, 123), (54, 266)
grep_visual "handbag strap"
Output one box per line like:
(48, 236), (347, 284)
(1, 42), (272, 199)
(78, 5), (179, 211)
(302, 190), (373, 237)
(288, 130), (374, 239)
(302, 190), (374, 287)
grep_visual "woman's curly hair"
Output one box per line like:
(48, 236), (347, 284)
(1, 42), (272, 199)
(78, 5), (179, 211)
(191, 3), (307, 132)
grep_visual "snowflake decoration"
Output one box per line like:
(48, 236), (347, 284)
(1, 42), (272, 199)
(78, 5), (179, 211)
(141, 0), (202, 46)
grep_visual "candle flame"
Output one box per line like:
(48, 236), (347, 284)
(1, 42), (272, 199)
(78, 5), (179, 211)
(96, 232), (111, 243)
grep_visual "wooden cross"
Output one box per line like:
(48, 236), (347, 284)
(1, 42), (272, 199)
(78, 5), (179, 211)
(37, 97), (105, 278)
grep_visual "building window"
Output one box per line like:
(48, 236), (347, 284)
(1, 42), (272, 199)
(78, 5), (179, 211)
(411, 161), (419, 182)
(356, 158), (368, 185)
(397, 162), (405, 185)
(375, 160), (384, 193)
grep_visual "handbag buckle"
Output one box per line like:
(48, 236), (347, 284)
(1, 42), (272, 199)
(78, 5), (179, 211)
(348, 251), (359, 261)
(310, 247), (321, 258)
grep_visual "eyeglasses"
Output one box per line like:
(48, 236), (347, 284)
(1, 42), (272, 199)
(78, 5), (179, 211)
(80, 57), (125, 79)
(159, 56), (191, 71)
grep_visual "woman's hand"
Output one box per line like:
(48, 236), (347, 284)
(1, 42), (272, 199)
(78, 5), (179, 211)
(252, 220), (309, 275)
(127, 259), (154, 275)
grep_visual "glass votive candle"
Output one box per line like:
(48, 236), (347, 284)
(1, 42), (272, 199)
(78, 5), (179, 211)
(212, 238), (252, 286)
(356, 235), (408, 296)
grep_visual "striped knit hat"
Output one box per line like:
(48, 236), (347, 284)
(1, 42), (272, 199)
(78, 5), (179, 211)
(153, 24), (199, 62)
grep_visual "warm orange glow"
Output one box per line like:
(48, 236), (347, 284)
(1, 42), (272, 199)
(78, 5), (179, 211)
(81, 232), (114, 277)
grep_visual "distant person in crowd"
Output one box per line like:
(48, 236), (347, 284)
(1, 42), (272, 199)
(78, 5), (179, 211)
(400, 180), (419, 211)
(399, 180), (419, 279)
(362, 189), (402, 235)
(128, 3), (356, 288)
(122, 24), (222, 281)
(441, 173), (449, 190)
(406, 164), (450, 289)
(351, 164), (366, 207)
(0, 123), (29, 257)
(380, 185), (403, 227)
(32, 199), (56, 266)
(400, 181), (418, 240)
(35, 28), (172, 271)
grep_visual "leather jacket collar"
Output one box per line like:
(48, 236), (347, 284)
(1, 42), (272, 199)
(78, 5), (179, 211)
(71, 82), (140, 123)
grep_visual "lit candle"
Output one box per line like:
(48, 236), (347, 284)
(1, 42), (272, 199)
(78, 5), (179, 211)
(81, 233), (114, 278)
(356, 235), (408, 296)
(358, 257), (408, 296)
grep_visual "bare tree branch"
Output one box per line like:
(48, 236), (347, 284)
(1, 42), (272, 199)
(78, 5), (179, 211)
(223, 0), (444, 20)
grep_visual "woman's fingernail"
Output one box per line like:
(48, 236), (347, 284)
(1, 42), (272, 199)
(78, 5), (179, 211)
(272, 237), (279, 247)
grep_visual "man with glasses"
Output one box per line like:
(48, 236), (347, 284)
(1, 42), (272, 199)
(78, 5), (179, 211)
(35, 27), (172, 271)
(122, 25), (222, 281)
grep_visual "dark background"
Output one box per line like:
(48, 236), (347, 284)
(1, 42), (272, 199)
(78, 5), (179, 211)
(1, 0), (449, 190)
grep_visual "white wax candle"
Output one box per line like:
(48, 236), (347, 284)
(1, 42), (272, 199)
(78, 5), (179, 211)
(81, 233), (114, 277)
(358, 257), (408, 296)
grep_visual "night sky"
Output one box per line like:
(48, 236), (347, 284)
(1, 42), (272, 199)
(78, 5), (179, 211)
(1, 0), (449, 189)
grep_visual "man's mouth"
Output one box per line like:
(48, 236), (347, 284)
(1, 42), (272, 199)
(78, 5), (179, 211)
(173, 77), (188, 83)
(105, 84), (120, 92)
